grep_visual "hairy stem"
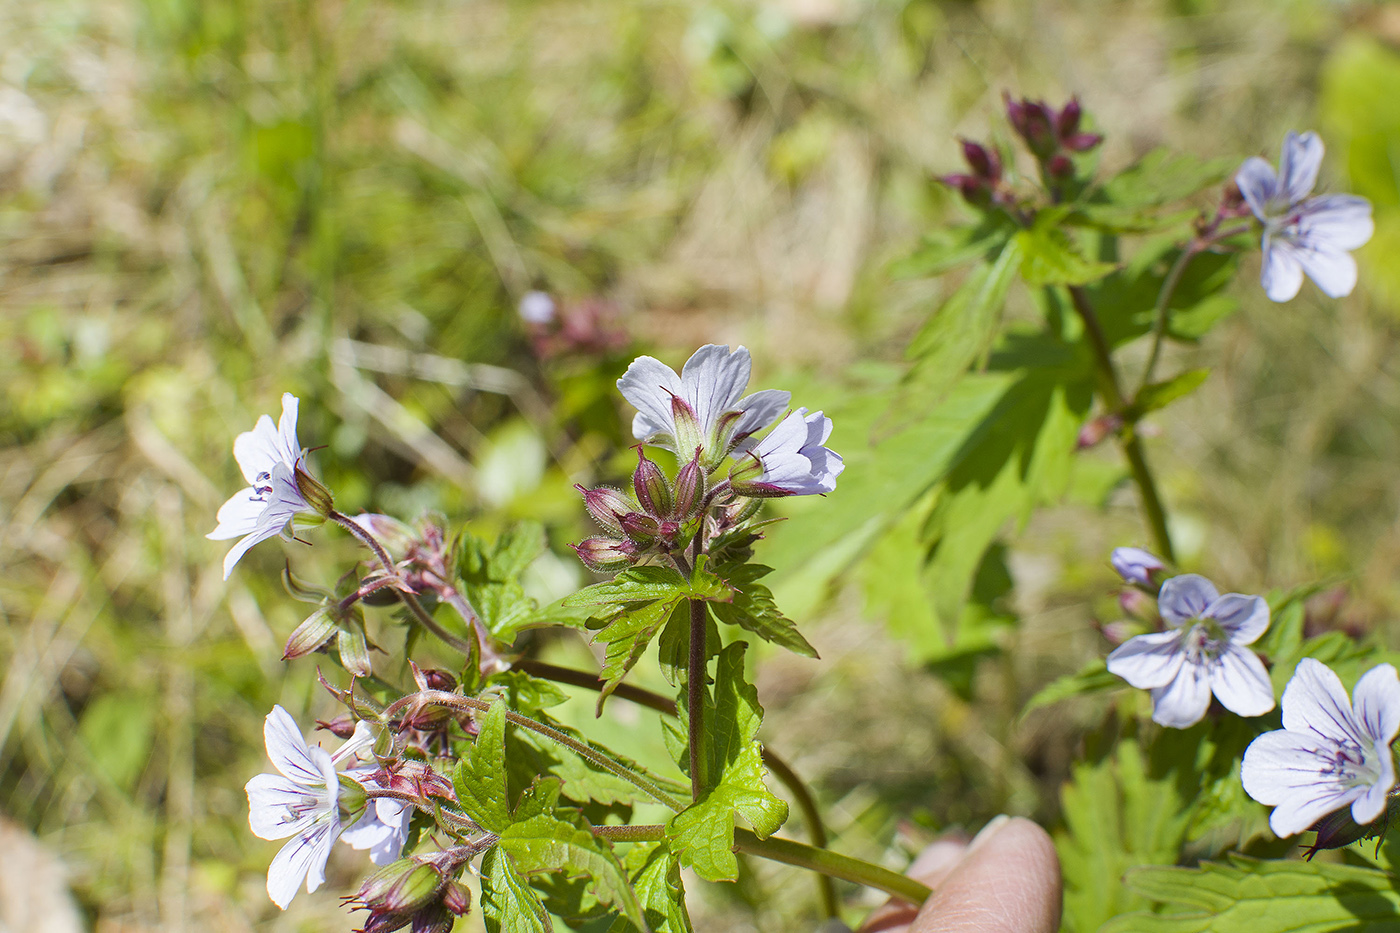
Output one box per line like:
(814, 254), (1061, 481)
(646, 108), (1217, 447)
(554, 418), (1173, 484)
(733, 830), (932, 906)
(327, 510), (477, 655)
(385, 690), (687, 811)
(686, 530), (707, 801)
(516, 659), (678, 716)
(1066, 288), (1176, 562)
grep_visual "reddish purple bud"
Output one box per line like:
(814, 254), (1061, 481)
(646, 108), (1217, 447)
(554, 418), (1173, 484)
(1056, 98), (1083, 138)
(570, 536), (635, 572)
(1118, 588), (1159, 624)
(632, 450), (673, 517)
(960, 139), (1000, 181)
(316, 713), (360, 738)
(1047, 154), (1074, 179)
(410, 661), (456, 692)
(441, 882), (471, 916)
(1062, 132), (1103, 153)
(411, 905), (455, 933)
(618, 512), (660, 547)
(940, 174), (992, 206)
(1005, 93), (1056, 155)
(1076, 413), (1123, 449)
(1097, 619), (1134, 646)
(673, 454), (705, 519)
(576, 484), (634, 536)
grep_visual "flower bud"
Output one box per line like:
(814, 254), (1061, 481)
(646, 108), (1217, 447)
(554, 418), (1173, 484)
(1097, 619), (1135, 647)
(632, 451), (674, 517)
(673, 453), (704, 518)
(1118, 587), (1159, 624)
(1047, 154), (1074, 179)
(338, 627), (373, 677)
(411, 904), (455, 933)
(575, 484), (633, 536)
(316, 713), (360, 738)
(1056, 97), (1082, 138)
(1110, 547), (1166, 588)
(570, 536), (635, 572)
(441, 882), (471, 916)
(940, 173), (992, 207)
(618, 512), (660, 548)
(960, 139), (1001, 181)
(1005, 93), (1056, 157)
(354, 859), (446, 917)
(411, 661), (457, 692)
(283, 605), (339, 660)
(294, 465), (335, 517)
(669, 396), (706, 467)
(1076, 413), (1123, 450)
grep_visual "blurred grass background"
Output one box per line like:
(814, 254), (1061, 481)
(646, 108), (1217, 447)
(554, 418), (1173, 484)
(5, 0), (1400, 929)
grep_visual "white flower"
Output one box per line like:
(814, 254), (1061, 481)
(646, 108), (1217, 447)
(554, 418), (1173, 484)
(1106, 573), (1274, 728)
(341, 790), (411, 866)
(617, 345), (790, 469)
(207, 393), (315, 580)
(1242, 658), (1400, 838)
(729, 408), (844, 497)
(245, 707), (375, 908)
(1236, 131), (1373, 302)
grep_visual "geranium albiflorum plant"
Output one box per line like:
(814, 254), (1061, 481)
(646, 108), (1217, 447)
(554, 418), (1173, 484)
(216, 352), (931, 930)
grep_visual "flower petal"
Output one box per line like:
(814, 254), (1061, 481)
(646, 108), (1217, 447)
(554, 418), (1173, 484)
(1235, 156), (1277, 221)
(1150, 660), (1213, 728)
(1352, 663), (1400, 747)
(1241, 729), (1331, 806)
(730, 388), (791, 445)
(680, 345), (752, 433)
(1351, 758), (1393, 826)
(1106, 630), (1186, 689)
(1269, 782), (1363, 839)
(266, 825), (326, 909)
(263, 706), (327, 786)
(1278, 131), (1324, 205)
(1110, 547), (1164, 586)
(1260, 237), (1305, 303)
(207, 488), (267, 541)
(1281, 658), (1363, 746)
(618, 356), (683, 444)
(233, 414), (283, 485)
(276, 394), (303, 466)
(1299, 194), (1374, 251)
(1210, 643), (1275, 718)
(305, 816), (341, 895)
(246, 773), (317, 840)
(1157, 574), (1219, 628)
(1207, 594), (1270, 645)
(221, 526), (281, 580)
(1295, 247), (1358, 299)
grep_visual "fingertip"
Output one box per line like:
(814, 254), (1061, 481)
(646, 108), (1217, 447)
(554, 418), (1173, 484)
(913, 817), (1062, 933)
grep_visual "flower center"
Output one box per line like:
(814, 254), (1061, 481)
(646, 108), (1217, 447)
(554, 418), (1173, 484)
(280, 793), (326, 826)
(1317, 736), (1378, 787)
(1182, 621), (1226, 663)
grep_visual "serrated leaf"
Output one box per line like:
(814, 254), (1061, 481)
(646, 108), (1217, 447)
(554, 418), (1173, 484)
(1014, 211), (1115, 287)
(453, 700), (510, 834)
(563, 567), (691, 608)
(709, 563), (817, 658)
(481, 848), (552, 933)
(456, 522), (548, 641)
(499, 814), (648, 931)
(665, 643), (789, 881)
(1021, 659), (1123, 715)
(1135, 369), (1209, 415)
(608, 844), (693, 933)
(594, 599), (686, 709)
(1102, 856), (1400, 932)
(1096, 148), (1236, 210)
(892, 240), (1023, 419)
(512, 775), (564, 822)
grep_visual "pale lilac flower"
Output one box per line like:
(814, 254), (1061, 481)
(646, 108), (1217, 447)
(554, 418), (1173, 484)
(1111, 547), (1165, 587)
(207, 393), (316, 580)
(1242, 658), (1400, 838)
(1236, 131), (1373, 302)
(518, 290), (556, 325)
(1106, 573), (1274, 728)
(335, 723), (412, 867)
(617, 345), (790, 470)
(246, 707), (377, 908)
(729, 408), (844, 497)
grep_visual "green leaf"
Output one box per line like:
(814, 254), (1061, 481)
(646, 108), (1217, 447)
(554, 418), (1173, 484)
(498, 814), (648, 931)
(563, 567), (691, 608)
(593, 599), (686, 709)
(893, 239), (1023, 415)
(457, 522), (548, 641)
(1135, 368), (1209, 415)
(1014, 210), (1115, 287)
(1102, 856), (1400, 932)
(608, 844), (693, 933)
(1021, 659), (1123, 715)
(481, 847), (552, 933)
(1096, 148), (1236, 210)
(665, 643), (789, 882)
(452, 700), (511, 834)
(891, 220), (1013, 278)
(708, 563), (817, 658)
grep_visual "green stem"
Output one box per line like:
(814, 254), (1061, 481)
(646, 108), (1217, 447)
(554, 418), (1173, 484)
(516, 659), (678, 716)
(388, 690), (687, 811)
(686, 531), (706, 801)
(1065, 287), (1176, 563)
(733, 830), (931, 906)
(762, 750), (839, 918)
(589, 826), (929, 907)
(1135, 244), (1199, 398)
(327, 510), (477, 655)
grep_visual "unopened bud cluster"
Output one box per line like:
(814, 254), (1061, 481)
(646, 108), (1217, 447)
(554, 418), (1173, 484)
(346, 854), (472, 933)
(573, 449), (705, 571)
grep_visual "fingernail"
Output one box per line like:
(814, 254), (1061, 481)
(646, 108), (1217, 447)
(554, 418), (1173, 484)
(967, 814), (1010, 853)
